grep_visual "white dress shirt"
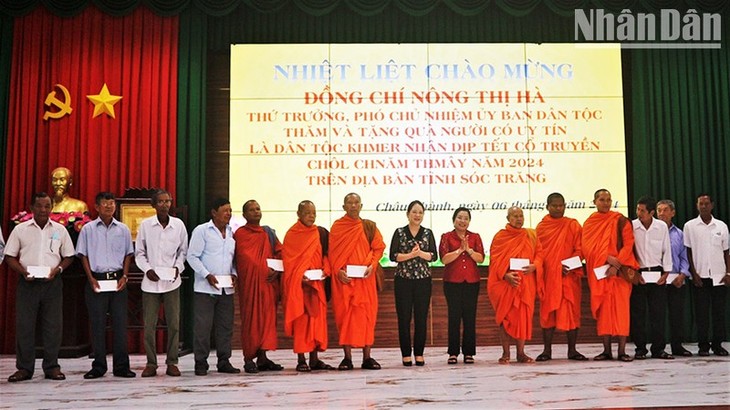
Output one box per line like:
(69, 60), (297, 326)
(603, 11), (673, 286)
(4, 218), (75, 269)
(683, 216), (730, 279)
(632, 217), (673, 272)
(135, 215), (188, 293)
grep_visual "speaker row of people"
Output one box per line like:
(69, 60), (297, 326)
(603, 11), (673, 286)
(3, 189), (728, 382)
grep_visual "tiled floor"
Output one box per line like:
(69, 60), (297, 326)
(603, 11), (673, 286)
(1, 343), (729, 409)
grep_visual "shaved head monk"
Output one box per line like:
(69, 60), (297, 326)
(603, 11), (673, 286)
(535, 193), (587, 361)
(329, 193), (386, 370)
(488, 206), (541, 364)
(234, 200), (283, 374)
(581, 189), (639, 362)
(282, 201), (334, 372)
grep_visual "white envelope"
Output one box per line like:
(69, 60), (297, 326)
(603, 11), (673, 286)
(156, 267), (176, 281)
(561, 256), (583, 271)
(509, 258), (530, 271)
(712, 274), (725, 287)
(304, 269), (324, 281)
(346, 265), (368, 278)
(594, 264), (610, 280)
(642, 271), (662, 284)
(215, 275), (234, 288)
(665, 273), (680, 284)
(97, 280), (118, 292)
(27, 265), (51, 278)
(267, 258), (284, 271)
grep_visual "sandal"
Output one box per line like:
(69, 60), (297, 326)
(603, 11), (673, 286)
(464, 356), (475, 364)
(310, 360), (334, 371)
(447, 356), (458, 365)
(618, 354), (634, 362)
(498, 356), (510, 365)
(517, 355), (534, 364)
(296, 362), (311, 372)
(338, 358), (354, 371)
(593, 352), (613, 361)
(535, 353), (552, 362)
(361, 357), (381, 370)
(568, 352), (588, 361)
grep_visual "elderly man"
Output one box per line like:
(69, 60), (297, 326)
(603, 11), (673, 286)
(582, 189), (639, 362)
(656, 199), (693, 356)
(5, 192), (75, 382)
(535, 193), (586, 361)
(488, 206), (541, 364)
(77, 192), (136, 379)
(282, 200), (333, 372)
(329, 193), (386, 370)
(135, 190), (188, 377)
(234, 200), (283, 374)
(187, 198), (240, 375)
(683, 194), (730, 356)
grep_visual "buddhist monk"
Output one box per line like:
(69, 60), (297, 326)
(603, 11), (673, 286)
(282, 200), (334, 372)
(581, 189), (639, 362)
(488, 206), (541, 364)
(234, 200), (283, 374)
(329, 193), (386, 370)
(535, 193), (587, 361)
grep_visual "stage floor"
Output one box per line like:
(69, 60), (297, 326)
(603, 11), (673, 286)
(2, 343), (729, 409)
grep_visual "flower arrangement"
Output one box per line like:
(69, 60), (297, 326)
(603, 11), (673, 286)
(11, 210), (91, 232)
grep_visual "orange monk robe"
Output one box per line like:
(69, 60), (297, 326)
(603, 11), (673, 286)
(282, 221), (329, 354)
(535, 215), (583, 331)
(234, 224), (282, 361)
(328, 216), (386, 347)
(488, 225), (542, 340)
(581, 211), (638, 336)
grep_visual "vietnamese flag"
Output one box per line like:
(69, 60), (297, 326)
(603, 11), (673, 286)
(1, 5), (178, 352)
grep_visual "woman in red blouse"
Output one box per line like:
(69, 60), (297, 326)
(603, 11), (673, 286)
(439, 207), (485, 364)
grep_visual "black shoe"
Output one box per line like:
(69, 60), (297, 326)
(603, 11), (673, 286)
(698, 349), (710, 357)
(634, 348), (648, 360)
(672, 347), (693, 357)
(217, 362), (241, 374)
(44, 368), (66, 381)
(195, 366), (208, 376)
(243, 362), (259, 374)
(712, 346), (729, 356)
(113, 369), (136, 378)
(83, 368), (105, 379)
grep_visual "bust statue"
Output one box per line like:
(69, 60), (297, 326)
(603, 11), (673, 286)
(50, 166), (89, 213)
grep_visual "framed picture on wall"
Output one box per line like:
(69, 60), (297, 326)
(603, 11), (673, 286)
(116, 198), (156, 241)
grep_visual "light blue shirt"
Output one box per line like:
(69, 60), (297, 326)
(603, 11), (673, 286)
(76, 217), (133, 272)
(668, 224), (690, 277)
(187, 220), (236, 295)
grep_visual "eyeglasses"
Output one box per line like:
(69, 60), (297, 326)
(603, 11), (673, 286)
(157, 199), (173, 204)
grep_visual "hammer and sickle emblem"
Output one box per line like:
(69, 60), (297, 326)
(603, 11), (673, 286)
(43, 84), (73, 120)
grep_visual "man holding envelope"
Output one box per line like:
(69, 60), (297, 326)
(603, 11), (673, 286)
(582, 189), (639, 362)
(488, 206), (541, 364)
(5, 192), (74, 382)
(187, 197), (240, 375)
(630, 196), (674, 360)
(535, 193), (586, 362)
(329, 193), (386, 370)
(234, 199), (283, 374)
(135, 189), (188, 377)
(77, 192), (136, 379)
(282, 200), (333, 372)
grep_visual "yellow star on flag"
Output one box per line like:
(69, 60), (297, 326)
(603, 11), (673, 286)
(87, 83), (122, 119)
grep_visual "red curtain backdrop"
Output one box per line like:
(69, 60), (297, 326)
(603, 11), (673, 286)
(0, 6), (178, 353)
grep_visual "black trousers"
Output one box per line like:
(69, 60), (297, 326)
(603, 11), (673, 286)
(394, 276), (432, 357)
(15, 276), (63, 375)
(630, 282), (668, 355)
(193, 292), (234, 369)
(666, 283), (689, 351)
(85, 283), (130, 373)
(694, 278), (727, 350)
(443, 281), (480, 356)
